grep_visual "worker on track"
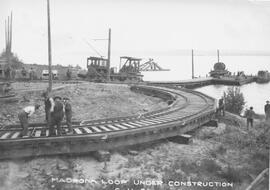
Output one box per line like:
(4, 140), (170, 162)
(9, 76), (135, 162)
(42, 91), (55, 123)
(49, 96), (64, 136)
(18, 104), (40, 138)
(63, 97), (73, 134)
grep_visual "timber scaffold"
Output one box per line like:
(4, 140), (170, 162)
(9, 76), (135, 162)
(0, 85), (216, 159)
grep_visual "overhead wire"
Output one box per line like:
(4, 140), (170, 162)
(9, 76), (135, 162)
(82, 38), (104, 58)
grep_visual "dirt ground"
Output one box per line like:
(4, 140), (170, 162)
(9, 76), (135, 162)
(0, 82), (167, 125)
(0, 82), (269, 190)
(0, 82), (168, 190)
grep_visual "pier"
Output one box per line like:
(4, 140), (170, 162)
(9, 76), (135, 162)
(148, 76), (255, 89)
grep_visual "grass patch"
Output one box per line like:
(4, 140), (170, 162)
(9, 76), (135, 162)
(218, 166), (243, 183)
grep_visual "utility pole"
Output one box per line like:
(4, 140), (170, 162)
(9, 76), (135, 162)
(5, 20), (7, 53)
(107, 28), (111, 81)
(47, 0), (52, 92)
(191, 49), (194, 79)
(217, 49), (220, 63)
(10, 12), (12, 55)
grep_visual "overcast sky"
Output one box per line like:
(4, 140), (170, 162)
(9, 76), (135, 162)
(0, 0), (270, 68)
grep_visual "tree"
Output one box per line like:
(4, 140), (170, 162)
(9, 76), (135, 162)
(224, 87), (245, 115)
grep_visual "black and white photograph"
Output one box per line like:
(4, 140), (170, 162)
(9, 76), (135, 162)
(0, 0), (269, 189)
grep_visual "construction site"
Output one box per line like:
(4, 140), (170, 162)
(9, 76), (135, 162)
(0, 2), (269, 190)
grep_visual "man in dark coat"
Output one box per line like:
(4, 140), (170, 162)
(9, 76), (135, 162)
(42, 91), (54, 123)
(245, 107), (255, 130)
(218, 98), (225, 116)
(63, 97), (73, 134)
(50, 96), (64, 136)
(264, 100), (270, 122)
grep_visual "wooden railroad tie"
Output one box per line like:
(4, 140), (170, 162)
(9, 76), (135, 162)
(167, 134), (193, 144)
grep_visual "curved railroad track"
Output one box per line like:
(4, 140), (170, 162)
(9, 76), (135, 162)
(0, 85), (216, 159)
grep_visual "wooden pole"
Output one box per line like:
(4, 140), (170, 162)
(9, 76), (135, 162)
(217, 49), (220, 63)
(10, 12), (12, 54)
(47, 0), (52, 92)
(5, 19), (8, 53)
(7, 16), (10, 55)
(192, 49), (194, 79)
(7, 16), (11, 64)
(107, 28), (111, 81)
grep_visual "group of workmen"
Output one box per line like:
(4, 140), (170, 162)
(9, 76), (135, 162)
(217, 97), (270, 130)
(18, 91), (73, 138)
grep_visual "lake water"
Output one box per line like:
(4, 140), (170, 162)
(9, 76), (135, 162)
(195, 83), (270, 114)
(139, 55), (270, 81)
(137, 55), (270, 114)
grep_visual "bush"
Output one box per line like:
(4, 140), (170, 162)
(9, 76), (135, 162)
(218, 165), (243, 183)
(224, 87), (245, 115)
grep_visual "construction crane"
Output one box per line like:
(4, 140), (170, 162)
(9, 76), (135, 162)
(139, 59), (170, 72)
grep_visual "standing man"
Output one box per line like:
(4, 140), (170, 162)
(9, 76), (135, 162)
(218, 98), (225, 116)
(42, 91), (54, 123)
(245, 107), (255, 130)
(18, 104), (40, 138)
(66, 69), (72, 80)
(50, 96), (64, 136)
(265, 100), (270, 122)
(63, 97), (73, 134)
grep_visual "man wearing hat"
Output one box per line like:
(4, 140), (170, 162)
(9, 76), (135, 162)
(49, 96), (64, 136)
(63, 97), (73, 134)
(245, 106), (255, 130)
(18, 104), (40, 138)
(42, 90), (55, 123)
(265, 101), (270, 122)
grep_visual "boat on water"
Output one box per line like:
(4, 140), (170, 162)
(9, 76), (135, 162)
(256, 70), (270, 83)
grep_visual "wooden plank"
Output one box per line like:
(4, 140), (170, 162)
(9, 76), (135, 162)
(11, 132), (21, 139)
(83, 127), (93, 133)
(139, 120), (158, 125)
(114, 124), (128, 130)
(128, 122), (143, 127)
(91, 126), (102, 133)
(74, 128), (83, 134)
(134, 121), (149, 126)
(121, 123), (136, 128)
(144, 119), (162, 124)
(106, 124), (120, 131)
(34, 130), (42, 137)
(99, 126), (111, 132)
(0, 132), (11, 139)
(152, 118), (174, 122)
(45, 129), (49, 137)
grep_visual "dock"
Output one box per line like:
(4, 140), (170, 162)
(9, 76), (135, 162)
(148, 76), (256, 89)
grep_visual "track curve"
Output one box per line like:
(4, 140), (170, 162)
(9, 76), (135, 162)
(0, 85), (216, 159)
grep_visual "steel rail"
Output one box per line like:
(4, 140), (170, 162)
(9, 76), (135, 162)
(0, 85), (216, 159)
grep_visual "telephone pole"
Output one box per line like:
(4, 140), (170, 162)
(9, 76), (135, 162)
(47, 0), (52, 92)
(107, 28), (111, 81)
(191, 49), (194, 79)
(217, 49), (220, 63)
